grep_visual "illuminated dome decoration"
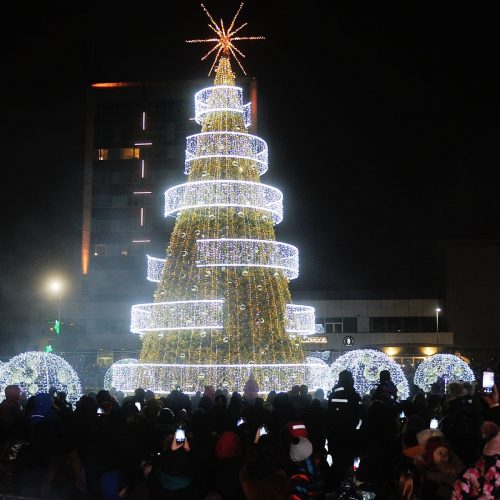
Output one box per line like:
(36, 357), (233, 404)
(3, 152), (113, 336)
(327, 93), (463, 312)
(124, 4), (320, 394)
(306, 356), (334, 393)
(0, 351), (82, 405)
(329, 349), (410, 400)
(103, 358), (139, 390)
(414, 354), (475, 393)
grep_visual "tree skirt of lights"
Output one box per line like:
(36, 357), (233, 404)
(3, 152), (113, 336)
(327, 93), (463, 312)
(0, 351), (82, 405)
(329, 349), (410, 400)
(108, 358), (331, 395)
(103, 358), (138, 390)
(414, 353), (475, 393)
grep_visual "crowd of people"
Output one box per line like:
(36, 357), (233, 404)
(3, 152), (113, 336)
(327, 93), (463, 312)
(0, 369), (499, 499)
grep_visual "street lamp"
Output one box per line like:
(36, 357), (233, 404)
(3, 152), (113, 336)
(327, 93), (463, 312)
(435, 308), (442, 332)
(48, 279), (63, 335)
(435, 307), (442, 353)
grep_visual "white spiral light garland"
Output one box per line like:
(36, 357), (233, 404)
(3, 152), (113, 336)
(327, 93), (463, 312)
(130, 299), (225, 335)
(108, 359), (331, 395)
(196, 238), (299, 279)
(164, 180), (283, 223)
(185, 132), (268, 175)
(285, 304), (316, 335)
(194, 85), (251, 127)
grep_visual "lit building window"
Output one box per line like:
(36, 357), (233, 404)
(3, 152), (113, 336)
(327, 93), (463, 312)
(96, 148), (109, 160)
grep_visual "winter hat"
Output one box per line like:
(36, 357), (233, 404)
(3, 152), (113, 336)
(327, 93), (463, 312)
(290, 436), (313, 462)
(424, 436), (449, 464)
(215, 431), (242, 459)
(286, 421), (308, 440)
(416, 428), (444, 448)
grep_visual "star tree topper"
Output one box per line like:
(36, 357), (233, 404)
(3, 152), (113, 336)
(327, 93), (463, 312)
(186, 2), (265, 75)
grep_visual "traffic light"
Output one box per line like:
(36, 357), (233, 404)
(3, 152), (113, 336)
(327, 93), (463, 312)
(54, 320), (60, 335)
(44, 344), (53, 353)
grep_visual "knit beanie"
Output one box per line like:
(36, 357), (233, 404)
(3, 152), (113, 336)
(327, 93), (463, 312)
(424, 436), (449, 465)
(290, 436), (313, 462)
(215, 431), (242, 459)
(416, 428), (444, 448)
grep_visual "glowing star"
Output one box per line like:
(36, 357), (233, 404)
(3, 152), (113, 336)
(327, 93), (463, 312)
(186, 2), (265, 75)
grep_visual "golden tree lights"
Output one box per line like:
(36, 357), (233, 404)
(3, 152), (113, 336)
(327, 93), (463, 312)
(124, 3), (329, 394)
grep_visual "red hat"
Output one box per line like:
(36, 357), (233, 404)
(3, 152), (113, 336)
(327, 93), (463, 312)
(286, 421), (308, 440)
(215, 431), (242, 459)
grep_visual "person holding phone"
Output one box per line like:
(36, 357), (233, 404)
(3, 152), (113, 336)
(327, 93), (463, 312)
(482, 381), (500, 426)
(143, 426), (200, 499)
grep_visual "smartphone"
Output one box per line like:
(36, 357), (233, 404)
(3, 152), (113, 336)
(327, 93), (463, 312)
(430, 418), (439, 430)
(399, 410), (406, 424)
(258, 425), (268, 437)
(135, 402), (141, 411)
(483, 371), (495, 395)
(353, 456), (360, 471)
(237, 417), (245, 427)
(97, 407), (103, 414)
(175, 427), (186, 444)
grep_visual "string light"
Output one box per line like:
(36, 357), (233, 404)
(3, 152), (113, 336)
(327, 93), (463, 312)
(196, 238), (299, 279)
(0, 351), (82, 406)
(131, 299), (225, 334)
(195, 85), (251, 127)
(164, 180), (283, 223)
(329, 349), (410, 400)
(109, 360), (330, 395)
(185, 131), (268, 175)
(103, 358), (138, 390)
(186, 2), (265, 76)
(414, 353), (475, 393)
(285, 304), (316, 335)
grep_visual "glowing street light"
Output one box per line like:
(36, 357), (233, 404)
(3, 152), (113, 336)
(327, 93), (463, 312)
(48, 279), (64, 335)
(435, 307), (442, 333)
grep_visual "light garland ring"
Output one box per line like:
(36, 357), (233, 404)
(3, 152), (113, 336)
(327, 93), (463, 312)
(285, 304), (316, 335)
(414, 353), (475, 393)
(130, 299), (225, 335)
(164, 180), (283, 223)
(185, 132), (268, 175)
(329, 349), (410, 400)
(196, 238), (299, 279)
(110, 362), (327, 395)
(147, 255), (165, 283)
(194, 85), (251, 127)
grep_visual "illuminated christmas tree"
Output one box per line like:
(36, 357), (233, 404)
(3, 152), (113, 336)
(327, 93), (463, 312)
(117, 3), (326, 394)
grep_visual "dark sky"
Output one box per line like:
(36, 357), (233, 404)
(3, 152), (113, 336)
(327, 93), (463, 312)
(2, 1), (500, 317)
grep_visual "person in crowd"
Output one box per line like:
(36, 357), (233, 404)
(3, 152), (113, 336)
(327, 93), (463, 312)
(420, 435), (464, 499)
(326, 369), (362, 492)
(243, 374), (259, 405)
(453, 420), (500, 499)
(373, 369), (398, 405)
(440, 382), (483, 466)
(212, 430), (245, 499)
(286, 435), (325, 499)
(239, 429), (291, 499)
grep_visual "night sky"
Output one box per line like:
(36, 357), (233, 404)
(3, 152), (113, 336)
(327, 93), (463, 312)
(2, 1), (500, 325)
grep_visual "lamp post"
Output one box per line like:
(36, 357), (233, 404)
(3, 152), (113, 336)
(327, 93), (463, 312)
(435, 307), (441, 353)
(49, 280), (63, 335)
